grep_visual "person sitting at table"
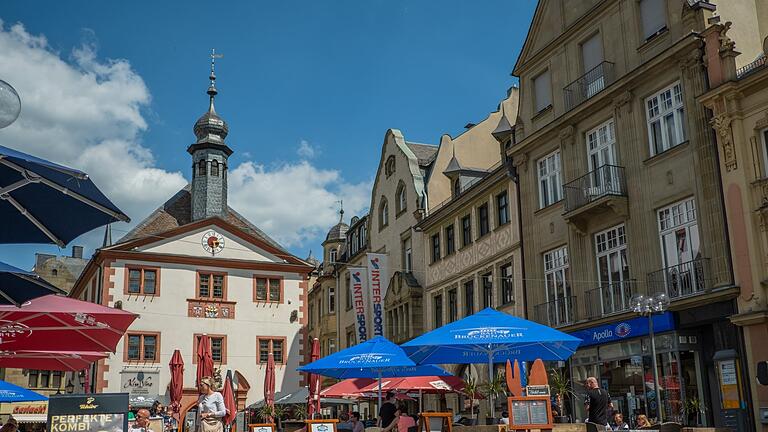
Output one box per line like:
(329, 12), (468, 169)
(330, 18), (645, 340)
(350, 412), (365, 432)
(610, 412), (629, 431)
(498, 412), (509, 425)
(635, 414), (652, 429)
(337, 413), (353, 431)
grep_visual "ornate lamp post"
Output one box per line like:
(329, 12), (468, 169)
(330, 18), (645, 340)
(0, 79), (21, 129)
(630, 292), (670, 423)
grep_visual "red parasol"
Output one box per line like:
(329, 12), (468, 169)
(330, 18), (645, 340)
(319, 378), (376, 398)
(359, 375), (468, 394)
(0, 295), (136, 352)
(196, 334), (214, 387)
(264, 352), (276, 422)
(221, 370), (237, 425)
(307, 338), (321, 419)
(0, 350), (106, 371)
(169, 349), (184, 420)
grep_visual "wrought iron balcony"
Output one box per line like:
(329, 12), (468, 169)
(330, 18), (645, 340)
(564, 61), (615, 111)
(585, 280), (635, 319)
(564, 165), (627, 213)
(647, 258), (711, 300)
(533, 296), (576, 328)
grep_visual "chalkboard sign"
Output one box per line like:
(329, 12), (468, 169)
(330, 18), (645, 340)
(418, 412), (452, 432)
(306, 419), (338, 432)
(249, 423), (276, 432)
(507, 396), (552, 431)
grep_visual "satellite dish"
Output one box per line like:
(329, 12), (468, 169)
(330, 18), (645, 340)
(0, 79), (21, 129)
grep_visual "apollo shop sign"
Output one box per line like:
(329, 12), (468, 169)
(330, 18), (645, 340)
(570, 311), (675, 347)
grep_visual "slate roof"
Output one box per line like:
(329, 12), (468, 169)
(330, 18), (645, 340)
(405, 142), (438, 167)
(118, 185), (287, 252)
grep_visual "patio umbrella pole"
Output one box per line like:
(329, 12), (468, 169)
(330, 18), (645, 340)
(377, 371), (383, 420)
(418, 389), (422, 414)
(487, 351), (495, 421)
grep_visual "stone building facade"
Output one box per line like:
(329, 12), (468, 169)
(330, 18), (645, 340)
(700, 18), (768, 431)
(508, 0), (744, 428)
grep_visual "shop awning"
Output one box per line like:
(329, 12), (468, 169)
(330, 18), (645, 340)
(11, 414), (47, 423)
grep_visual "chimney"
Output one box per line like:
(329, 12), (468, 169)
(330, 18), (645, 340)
(72, 246), (84, 259)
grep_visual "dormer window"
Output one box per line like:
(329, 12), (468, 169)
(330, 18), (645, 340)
(453, 179), (462, 198)
(211, 160), (220, 177)
(198, 160), (207, 177)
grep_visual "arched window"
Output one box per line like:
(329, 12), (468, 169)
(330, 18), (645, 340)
(385, 156), (396, 177)
(198, 160), (207, 177)
(211, 160), (219, 177)
(379, 198), (389, 229)
(396, 182), (407, 214)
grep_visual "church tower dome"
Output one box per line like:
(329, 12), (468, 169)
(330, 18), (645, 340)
(188, 49), (233, 221)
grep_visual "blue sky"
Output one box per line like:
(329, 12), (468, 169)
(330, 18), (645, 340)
(0, 1), (536, 269)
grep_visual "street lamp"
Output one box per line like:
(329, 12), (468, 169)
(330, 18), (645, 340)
(65, 379), (75, 394)
(630, 292), (670, 423)
(0, 79), (21, 129)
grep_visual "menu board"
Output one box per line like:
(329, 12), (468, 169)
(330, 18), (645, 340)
(306, 419), (338, 432)
(507, 396), (552, 430)
(48, 393), (129, 432)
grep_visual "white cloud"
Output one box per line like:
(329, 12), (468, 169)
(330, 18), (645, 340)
(229, 161), (371, 248)
(296, 139), (317, 159)
(0, 21), (371, 254)
(0, 20), (187, 224)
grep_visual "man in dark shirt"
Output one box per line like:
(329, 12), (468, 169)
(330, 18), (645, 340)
(378, 392), (398, 429)
(584, 377), (612, 426)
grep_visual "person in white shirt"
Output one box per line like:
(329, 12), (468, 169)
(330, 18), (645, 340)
(499, 411), (510, 425)
(197, 377), (226, 432)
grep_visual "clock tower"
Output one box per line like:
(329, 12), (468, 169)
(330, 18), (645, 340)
(188, 50), (233, 222)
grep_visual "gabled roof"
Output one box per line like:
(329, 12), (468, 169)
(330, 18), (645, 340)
(119, 185), (287, 252)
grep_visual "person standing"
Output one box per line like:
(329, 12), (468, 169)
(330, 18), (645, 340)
(583, 377), (612, 427)
(378, 392), (398, 430)
(197, 377), (226, 432)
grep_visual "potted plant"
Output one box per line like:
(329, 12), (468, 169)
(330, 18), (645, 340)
(481, 371), (507, 425)
(684, 397), (705, 426)
(463, 376), (479, 425)
(258, 404), (276, 423)
(292, 403), (308, 421)
(549, 368), (574, 423)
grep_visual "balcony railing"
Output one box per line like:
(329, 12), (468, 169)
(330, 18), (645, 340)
(564, 165), (627, 213)
(737, 54), (767, 79)
(585, 280), (635, 319)
(647, 258), (711, 300)
(533, 296), (577, 328)
(564, 61), (615, 111)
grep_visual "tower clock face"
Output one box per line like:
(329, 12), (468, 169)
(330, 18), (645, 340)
(201, 230), (225, 255)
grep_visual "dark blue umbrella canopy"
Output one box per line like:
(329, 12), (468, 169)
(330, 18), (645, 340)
(0, 145), (129, 246)
(0, 260), (63, 306)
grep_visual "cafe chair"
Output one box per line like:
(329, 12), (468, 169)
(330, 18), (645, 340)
(658, 422), (682, 432)
(585, 422), (607, 432)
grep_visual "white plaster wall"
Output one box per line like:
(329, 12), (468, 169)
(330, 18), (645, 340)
(101, 259), (303, 405)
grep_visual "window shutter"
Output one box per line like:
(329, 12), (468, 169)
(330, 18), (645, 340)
(640, 0), (666, 39)
(581, 33), (603, 73)
(534, 70), (552, 112)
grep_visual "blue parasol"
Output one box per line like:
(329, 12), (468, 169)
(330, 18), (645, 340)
(298, 336), (451, 411)
(402, 308), (581, 417)
(0, 144), (129, 246)
(0, 260), (63, 306)
(0, 379), (47, 402)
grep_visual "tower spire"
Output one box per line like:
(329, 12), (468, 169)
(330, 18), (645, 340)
(207, 48), (223, 114)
